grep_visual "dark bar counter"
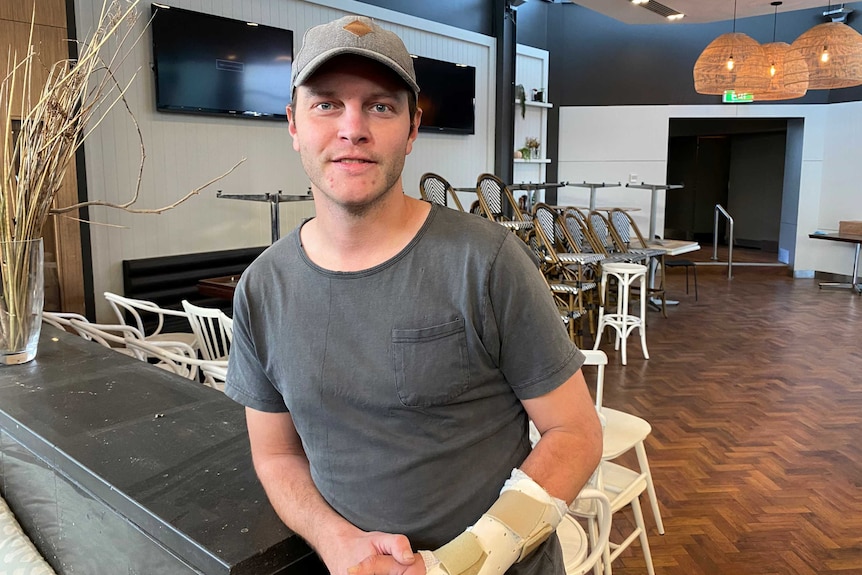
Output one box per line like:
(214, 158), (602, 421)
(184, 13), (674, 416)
(0, 326), (326, 574)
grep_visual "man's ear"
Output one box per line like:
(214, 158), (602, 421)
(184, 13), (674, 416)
(406, 108), (423, 155)
(286, 104), (300, 151)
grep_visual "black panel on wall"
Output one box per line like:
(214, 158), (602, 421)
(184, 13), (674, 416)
(513, 1), (551, 50)
(354, 0), (493, 36)
(545, 2), (862, 108)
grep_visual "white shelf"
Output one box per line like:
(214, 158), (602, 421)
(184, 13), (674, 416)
(514, 158), (552, 164)
(516, 99), (553, 109)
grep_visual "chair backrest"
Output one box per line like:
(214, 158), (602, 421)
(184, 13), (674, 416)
(562, 488), (612, 575)
(419, 173), (465, 211)
(42, 311), (89, 333)
(563, 207), (603, 254)
(535, 203), (583, 254)
(104, 291), (188, 338)
(124, 337), (199, 378)
(476, 173), (506, 220)
(67, 319), (143, 351)
(181, 300), (231, 360)
(580, 349), (608, 408)
(125, 337), (229, 389)
(609, 208), (650, 249)
(588, 210), (628, 255)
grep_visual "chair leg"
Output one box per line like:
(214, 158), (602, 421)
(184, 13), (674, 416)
(638, 274), (649, 361)
(635, 442), (665, 535)
(630, 496), (656, 575)
(693, 265), (698, 301)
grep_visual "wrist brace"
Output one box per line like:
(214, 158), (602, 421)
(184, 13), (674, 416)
(421, 468), (567, 575)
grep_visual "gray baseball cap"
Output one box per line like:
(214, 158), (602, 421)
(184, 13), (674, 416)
(291, 15), (420, 97)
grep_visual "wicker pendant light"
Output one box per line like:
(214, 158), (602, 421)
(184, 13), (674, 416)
(787, 21), (862, 89)
(694, 33), (771, 94)
(752, 2), (808, 101)
(753, 42), (808, 99)
(693, 0), (770, 95)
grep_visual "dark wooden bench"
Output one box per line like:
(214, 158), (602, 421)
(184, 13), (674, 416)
(121, 246), (267, 333)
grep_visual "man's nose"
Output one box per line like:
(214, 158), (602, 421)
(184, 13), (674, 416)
(338, 104), (371, 144)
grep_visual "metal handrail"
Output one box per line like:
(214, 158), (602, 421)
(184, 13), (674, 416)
(711, 204), (734, 279)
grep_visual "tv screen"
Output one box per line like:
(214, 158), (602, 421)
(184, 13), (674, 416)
(412, 56), (476, 134)
(151, 4), (293, 120)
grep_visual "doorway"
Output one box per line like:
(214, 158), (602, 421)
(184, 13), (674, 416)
(664, 118), (802, 265)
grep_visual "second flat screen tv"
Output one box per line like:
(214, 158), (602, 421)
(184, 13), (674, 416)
(413, 56), (476, 135)
(151, 4), (293, 120)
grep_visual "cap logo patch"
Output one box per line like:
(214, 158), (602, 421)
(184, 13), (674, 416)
(343, 19), (373, 37)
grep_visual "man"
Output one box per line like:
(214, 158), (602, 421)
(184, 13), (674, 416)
(224, 14), (602, 575)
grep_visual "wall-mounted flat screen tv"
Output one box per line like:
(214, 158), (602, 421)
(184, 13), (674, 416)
(412, 56), (476, 135)
(151, 4), (293, 120)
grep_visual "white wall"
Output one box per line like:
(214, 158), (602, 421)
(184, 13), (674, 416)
(74, 0), (496, 320)
(557, 102), (862, 277)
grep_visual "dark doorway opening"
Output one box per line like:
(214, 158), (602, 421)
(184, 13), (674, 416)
(664, 118), (802, 265)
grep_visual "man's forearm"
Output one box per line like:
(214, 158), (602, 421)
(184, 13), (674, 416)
(254, 451), (360, 552)
(520, 423), (603, 504)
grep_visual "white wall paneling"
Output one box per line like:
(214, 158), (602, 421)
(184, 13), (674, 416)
(557, 101), (862, 278)
(74, 0), (496, 320)
(513, 45), (550, 206)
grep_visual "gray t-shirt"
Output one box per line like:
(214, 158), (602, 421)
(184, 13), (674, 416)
(225, 204), (584, 570)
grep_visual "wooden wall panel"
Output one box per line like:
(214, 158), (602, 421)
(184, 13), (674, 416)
(2, 0), (84, 313)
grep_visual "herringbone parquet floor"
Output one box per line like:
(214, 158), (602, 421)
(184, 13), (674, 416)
(590, 260), (862, 575)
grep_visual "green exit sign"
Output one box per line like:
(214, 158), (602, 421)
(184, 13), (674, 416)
(723, 90), (754, 103)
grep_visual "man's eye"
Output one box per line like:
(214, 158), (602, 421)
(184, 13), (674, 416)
(373, 104), (391, 113)
(316, 102), (333, 111)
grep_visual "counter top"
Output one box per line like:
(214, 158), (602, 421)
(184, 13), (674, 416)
(0, 326), (322, 574)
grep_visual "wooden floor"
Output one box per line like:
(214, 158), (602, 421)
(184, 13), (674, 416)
(588, 260), (862, 574)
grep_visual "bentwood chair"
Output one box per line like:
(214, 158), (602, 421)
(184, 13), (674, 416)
(67, 319), (144, 357)
(42, 311), (89, 333)
(104, 292), (198, 348)
(476, 173), (533, 237)
(607, 209), (668, 315)
(419, 172), (465, 211)
(181, 300), (231, 361)
(559, 489), (613, 575)
(531, 204), (603, 343)
(578, 349), (663, 574)
(124, 337), (229, 390)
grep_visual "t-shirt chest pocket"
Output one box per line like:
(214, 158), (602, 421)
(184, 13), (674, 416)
(392, 318), (470, 407)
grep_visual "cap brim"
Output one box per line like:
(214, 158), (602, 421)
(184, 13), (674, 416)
(292, 47), (420, 96)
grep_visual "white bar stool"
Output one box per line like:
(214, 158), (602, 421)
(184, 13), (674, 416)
(593, 262), (649, 365)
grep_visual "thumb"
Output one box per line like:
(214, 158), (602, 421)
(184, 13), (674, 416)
(372, 533), (416, 565)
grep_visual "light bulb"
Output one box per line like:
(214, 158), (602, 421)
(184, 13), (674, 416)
(821, 47), (830, 63)
(727, 56), (735, 71)
(770, 63), (776, 76)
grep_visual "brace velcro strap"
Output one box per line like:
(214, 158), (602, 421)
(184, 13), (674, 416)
(486, 489), (556, 562)
(433, 531), (485, 575)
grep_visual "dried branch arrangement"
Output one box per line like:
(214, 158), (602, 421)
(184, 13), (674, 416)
(0, 0), (243, 359)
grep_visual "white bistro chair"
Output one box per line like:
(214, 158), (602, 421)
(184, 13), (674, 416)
(104, 292), (197, 349)
(124, 338), (229, 391)
(576, 349), (663, 575)
(67, 319), (144, 357)
(181, 300), (232, 361)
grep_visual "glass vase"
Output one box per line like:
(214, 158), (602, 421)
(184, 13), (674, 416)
(0, 238), (44, 365)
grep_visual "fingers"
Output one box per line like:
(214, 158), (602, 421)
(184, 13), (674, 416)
(371, 533), (416, 565)
(347, 554), (410, 575)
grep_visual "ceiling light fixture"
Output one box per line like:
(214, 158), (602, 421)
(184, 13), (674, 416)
(693, 0), (769, 95)
(787, 5), (862, 90)
(751, 1), (808, 101)
(630, 0), (684, 21)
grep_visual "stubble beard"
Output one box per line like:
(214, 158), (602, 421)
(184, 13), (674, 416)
(301, 151), (406, 219)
